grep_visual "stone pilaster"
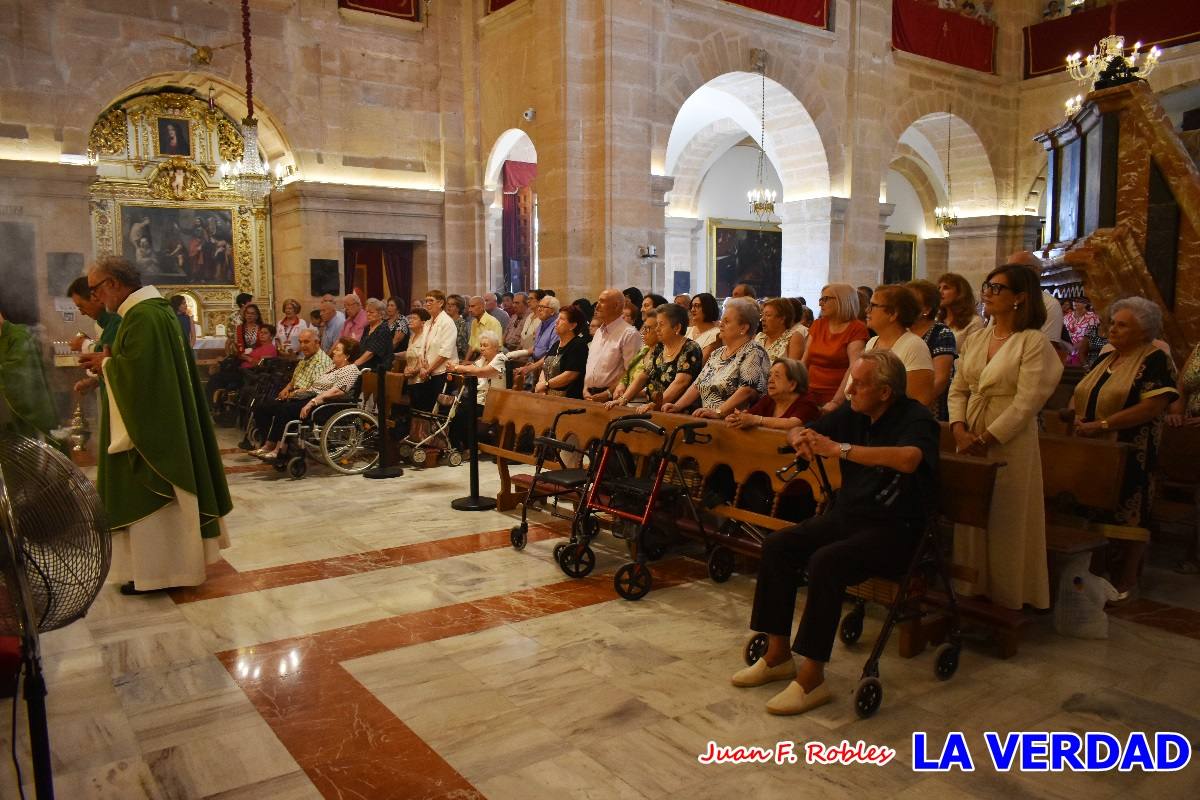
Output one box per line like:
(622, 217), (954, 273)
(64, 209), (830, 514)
(777, 196), (849, 303)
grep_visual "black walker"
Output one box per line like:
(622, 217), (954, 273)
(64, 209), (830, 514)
(557, 416), (712, 600)
(507, 406), (592, 549)
(742, 451), (965, 719)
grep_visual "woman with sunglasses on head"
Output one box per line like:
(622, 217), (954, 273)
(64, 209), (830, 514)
(801, 283), (869, 413)
(948, 263), (1063, 611)
(686, 293), (722, 362)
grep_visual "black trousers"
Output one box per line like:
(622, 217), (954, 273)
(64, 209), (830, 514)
(254, 397), (309, 442)
(750, 511), (920, 663)
(408, 374), (447, 414)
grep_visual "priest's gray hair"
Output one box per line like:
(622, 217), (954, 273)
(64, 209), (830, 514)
(858, 350), (907, 399)
(364, 298), (385, 314)
(93, 256), (142, 289)
(1108, 296), (1162, 341)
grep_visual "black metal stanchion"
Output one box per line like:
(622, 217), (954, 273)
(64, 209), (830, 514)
(364, 368), (403, 479)
(451, 376), (497, 511)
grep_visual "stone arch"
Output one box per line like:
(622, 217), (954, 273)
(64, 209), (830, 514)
(664, 72), (831, 215)
(888, 152), (942, 233)
(883, 110), (999, 217)
(882, 93), (1003, 213)
(483, 128), (537, 191)
(654, 36), (844, 194)
(87, 71), (296, 167)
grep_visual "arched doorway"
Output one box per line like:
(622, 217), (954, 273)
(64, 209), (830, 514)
(483, 129), (538, 293)
(883, 112), (998, 282)
(663, 71), (831, 302)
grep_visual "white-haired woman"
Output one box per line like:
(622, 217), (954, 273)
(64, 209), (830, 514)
(663, 298), (770, 419)
(448, 330), (507, 408)
(353, 298), (395, 374)
(727, 358), (820, 431)
(1072, 296), (1178, 600)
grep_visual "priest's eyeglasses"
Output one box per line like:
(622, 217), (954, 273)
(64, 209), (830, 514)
(88, 277), (113, 296)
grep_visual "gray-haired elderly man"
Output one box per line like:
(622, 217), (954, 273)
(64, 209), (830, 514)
(731, 350), (939, 717)
(484, 291), (510, 331)
(338, 293), (368, 343)
(318, 295), (345, 353)
(583, 287), (641, 402)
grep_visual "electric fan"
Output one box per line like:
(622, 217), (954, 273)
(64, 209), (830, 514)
(0, 434), (111, 800)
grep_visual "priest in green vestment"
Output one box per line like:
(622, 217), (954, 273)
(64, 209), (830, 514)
(0, 308), (57, 440)
(78, 257), (232, 595)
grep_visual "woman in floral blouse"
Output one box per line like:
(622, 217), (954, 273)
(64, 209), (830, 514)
(663, 298), (769, 419)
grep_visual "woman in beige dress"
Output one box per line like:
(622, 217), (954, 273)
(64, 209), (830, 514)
(948, 263), (1063, 610)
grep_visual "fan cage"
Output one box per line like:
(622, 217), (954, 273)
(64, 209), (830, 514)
(0, 435), (111, 635)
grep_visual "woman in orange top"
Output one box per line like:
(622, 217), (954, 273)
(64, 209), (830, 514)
(801, 283), (869, 411)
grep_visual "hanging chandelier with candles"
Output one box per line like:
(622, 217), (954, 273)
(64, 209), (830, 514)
(220, 0), (283, 205)
(1066, 35), (1159, 92)
(933, 109), (958, 234)
(746, 51), (776, 221)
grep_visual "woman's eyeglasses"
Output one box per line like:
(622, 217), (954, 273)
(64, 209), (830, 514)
(868, 302), (891, 311)
(980, 281), (1013, 296)
(817, 296), (836, 304)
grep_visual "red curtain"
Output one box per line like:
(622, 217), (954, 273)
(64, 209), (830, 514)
(1024, 0), (1200, 79)
(502, 161), (537, 293)
(338, 0), (418, 21)
(487, 0), (520, 13)
(382, 244), (413, 311)
(725, 1), (828, 28)
(892, 0), (997, 74)
(502, 161), (537, 193)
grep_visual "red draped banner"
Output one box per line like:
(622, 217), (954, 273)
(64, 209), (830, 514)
(891, 0), (997, 74)
(1024, 0), (1200, 79)
(339, 0), (418, 21)
(486, 0), (829, 27)
(722, 1), (829, 28)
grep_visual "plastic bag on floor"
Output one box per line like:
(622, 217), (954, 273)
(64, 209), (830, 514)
(1053, 552), (1120, 639)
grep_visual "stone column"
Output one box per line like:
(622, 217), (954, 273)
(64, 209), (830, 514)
(665, 216), (703, 297)
(948, 214), (1043, 287)
(924, 236), (949, 279)
(777, 196), (849, 303)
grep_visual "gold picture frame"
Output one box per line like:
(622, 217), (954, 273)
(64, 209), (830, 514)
(883, 233), (918, 284)
(116, 201), (239, 287)
(155, 116), (193, 158)
(706, 218), (782, 299)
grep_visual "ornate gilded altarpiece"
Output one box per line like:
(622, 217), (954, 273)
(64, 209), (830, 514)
(87, 91), (273, 334)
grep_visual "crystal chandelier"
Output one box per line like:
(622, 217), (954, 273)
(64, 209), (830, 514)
(219, 0), (282, 205)
(933, 110), (958, 233)
(1066, 36), (1160, 92)
(746, 53), (776, 221)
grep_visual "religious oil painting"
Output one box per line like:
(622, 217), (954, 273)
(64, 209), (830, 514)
(119, 205), (235, 286)
(883, 234), (917, 284)
(708, 219), (782, 299)
(156, 117), (192, 157)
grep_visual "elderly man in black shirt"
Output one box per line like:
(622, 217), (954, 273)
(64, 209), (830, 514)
(732, 349), (940, 715)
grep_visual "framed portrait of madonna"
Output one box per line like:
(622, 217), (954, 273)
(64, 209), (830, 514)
(707, 218), (782, 299)
(156, 117), (192, 157)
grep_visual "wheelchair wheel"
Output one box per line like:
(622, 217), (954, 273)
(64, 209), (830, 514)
(320, 408), (380, 475)
(839, 607), (865, 645)
(248, 426), (265, 449)
(287, 456), (307, 480)
(559, 544), (596, 578)
(411, 447), (427, 465)
(447, 450), (463, 467)
(933, 643), (960, 681)
(510, 524), (528, 551)
(614, 562), (652, 600)
(707, 547), (735, 583)
(743, 633), (769, 666)
(854, 676), (883, 719)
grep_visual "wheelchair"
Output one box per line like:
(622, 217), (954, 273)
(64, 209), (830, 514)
(269, 368), (380, 479)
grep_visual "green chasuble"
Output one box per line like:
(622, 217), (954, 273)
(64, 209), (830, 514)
(94, 309), (121, 493)
(0, 320), (57, 439)
(101, 290), (231, 536)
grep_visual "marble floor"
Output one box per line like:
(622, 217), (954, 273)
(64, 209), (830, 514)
(3, 429), (1200, 799)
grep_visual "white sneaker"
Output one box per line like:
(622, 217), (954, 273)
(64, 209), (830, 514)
(731, 657), (796, 688)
